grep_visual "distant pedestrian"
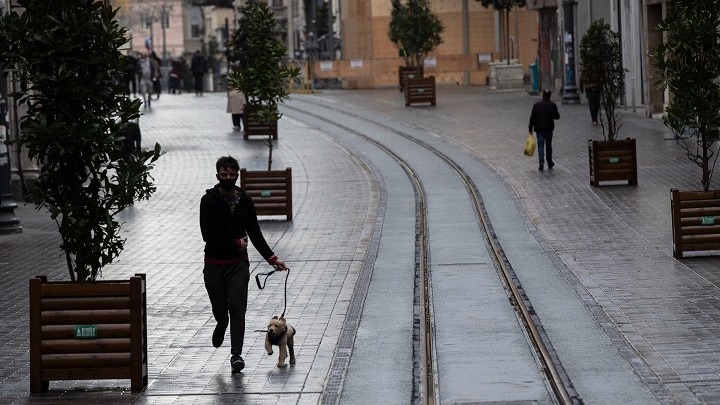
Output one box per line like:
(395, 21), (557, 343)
(124, 53), (139, 97)
(137, 52), (159, 109)
(150, 51), (163, 100)
(169, 60), (182, 94)
(191, 50), (208, 95)
(122, 118), (141, 155)
(579, 73), (600, 125)
(528, 89), (560, 171)
(227, 85), (245, 131)
(199, 156), (288, 373)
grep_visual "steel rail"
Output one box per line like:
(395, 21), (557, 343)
(282, 105), (438, 405)
(285, 100), (579, 405)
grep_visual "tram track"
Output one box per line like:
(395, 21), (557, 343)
(285, 98), (581, 405)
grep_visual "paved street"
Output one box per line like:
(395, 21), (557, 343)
(2, 85), (720, 404)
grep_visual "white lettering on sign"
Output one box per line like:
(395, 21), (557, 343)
(350, 59), (363, 69)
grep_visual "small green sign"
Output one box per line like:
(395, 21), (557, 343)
(609, 157), (620, 163)
(260, 190), (271, 197)
(418, 88), (425, 93)
(74, 325), (97, 339)
(701, 216), (716, 225)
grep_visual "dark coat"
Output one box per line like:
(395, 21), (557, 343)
(529, 99), (560, 133)
(200, 185), (274, 261)
(122, 122), (141, 155)
(191, 53), (208, 76)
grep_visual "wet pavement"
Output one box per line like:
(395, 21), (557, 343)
(293, 86), (720, 404)
(1, 86), (720, 404)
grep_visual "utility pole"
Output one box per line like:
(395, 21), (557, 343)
(561, 0), (580, 104)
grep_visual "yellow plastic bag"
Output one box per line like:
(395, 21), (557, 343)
(524, 133), (536, 157)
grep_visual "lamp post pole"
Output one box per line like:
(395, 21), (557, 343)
(561, 0), (580, 104)
(0, 66), (22, 235)
(161, 5), (168, 66)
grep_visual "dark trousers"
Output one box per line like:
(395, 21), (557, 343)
(194, 74), (204, 94)
(586, 88), (600, 123)
(203, 260), (250, 355)
(125, 74), (137, 96)
(536, 130), (554, 165)
(232, 114), (243, 127)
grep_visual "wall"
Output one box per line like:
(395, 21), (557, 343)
(338, 0), (539, 88)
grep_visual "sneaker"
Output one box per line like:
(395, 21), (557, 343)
(539, 163), (544, 171)
(212, 319), (228, 348)
(231, 355), (245, 373)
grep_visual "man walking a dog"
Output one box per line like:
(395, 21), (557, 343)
(200, 156), (288, 373)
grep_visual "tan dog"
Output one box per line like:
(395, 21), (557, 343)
(265, 316), (296, 367)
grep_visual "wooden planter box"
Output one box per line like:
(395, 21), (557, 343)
(29, 274), (148, 392)
(405, 76), (436, 107)
(671, 189), (720, 259)
(242, 107), (278, 140)
(588, 138), (638, 186)
(398, 65), (423, 92)
(241, 167), (292, 221)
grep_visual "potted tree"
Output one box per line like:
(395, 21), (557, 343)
(579, 19), (636, 187)
(477, 0), (526, 90)
(0, 0), (161, 391)
(227, 0), (299, 220)
(388, 0), (444, 93)
(651, 0), (720, 258)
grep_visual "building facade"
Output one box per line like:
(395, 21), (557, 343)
(330, 0), (539, 88)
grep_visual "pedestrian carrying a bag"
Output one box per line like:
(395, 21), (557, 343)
(524, 132), (536, 157)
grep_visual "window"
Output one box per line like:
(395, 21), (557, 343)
(190, 7), (202, 38)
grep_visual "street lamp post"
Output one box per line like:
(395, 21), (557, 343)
(0, 67), (22, 235)
(561, 0), (580, 104)
(161, 5), (168, 66)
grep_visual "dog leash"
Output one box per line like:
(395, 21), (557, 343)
(255, 267), (290, 318)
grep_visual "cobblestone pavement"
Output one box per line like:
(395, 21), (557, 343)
(295, 86), (720, 404)
(3, 85), (720, 404)
(0, 92), (378, 404)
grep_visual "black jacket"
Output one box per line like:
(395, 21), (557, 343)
(200, 185), (274, 261)
(191, 53), (208, 76)
(529, 99), (560, 133)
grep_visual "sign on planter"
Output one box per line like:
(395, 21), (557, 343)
(74, 325), (97, 339)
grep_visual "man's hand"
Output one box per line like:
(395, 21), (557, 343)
(236, 236), (248, 252)
(273, 259), (288, 271)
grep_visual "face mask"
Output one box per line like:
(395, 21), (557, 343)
(219, 178), (236, 192)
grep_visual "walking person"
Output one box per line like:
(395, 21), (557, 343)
(528, 89), (560, 171)
(121, 117), (141, 156)
(137, 52), (159, 109)
(580, 73), (600, 125)
(150, 51), (163, 100)
(124, 52), (139, 97)
(227, 85), (245, 131)
(191, 50), (208, 95)
(168, 60), (182, 94)
(200, 156), (288, 373)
